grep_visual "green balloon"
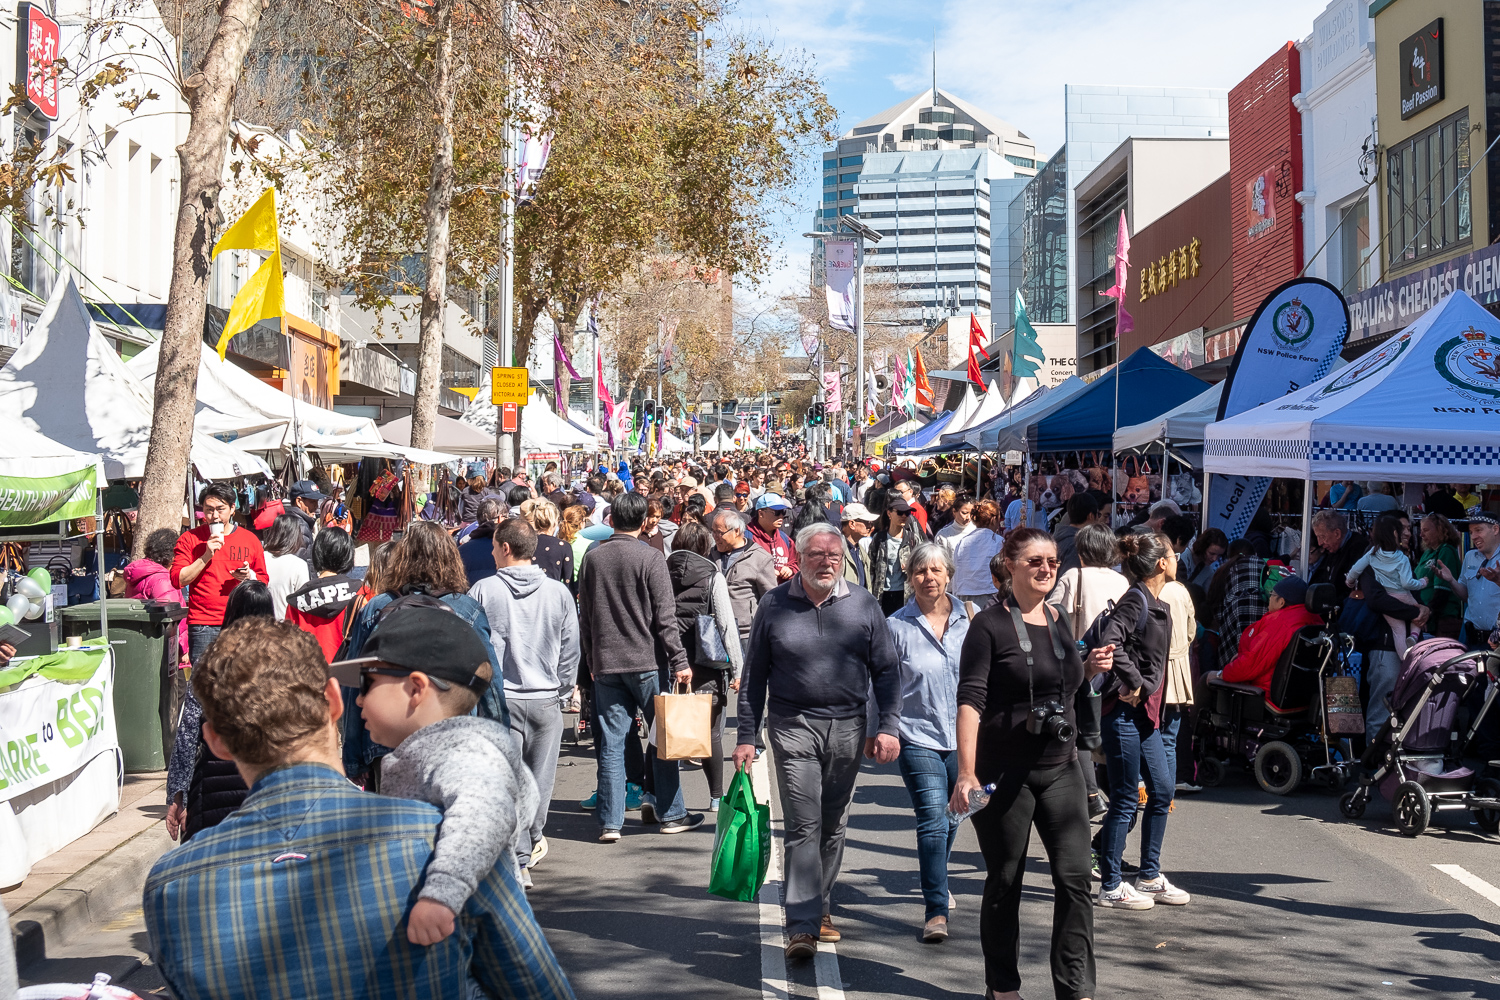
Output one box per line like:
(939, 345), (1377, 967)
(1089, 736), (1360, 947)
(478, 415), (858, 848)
(27, 567), (51, 590)
(0, 605), (16, 628)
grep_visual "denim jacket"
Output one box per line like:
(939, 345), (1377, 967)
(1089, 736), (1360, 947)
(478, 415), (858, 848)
(340, 590), (508, 780)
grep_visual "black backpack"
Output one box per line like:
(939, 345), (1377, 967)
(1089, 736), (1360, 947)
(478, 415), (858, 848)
(1081, 584), (1152, 700)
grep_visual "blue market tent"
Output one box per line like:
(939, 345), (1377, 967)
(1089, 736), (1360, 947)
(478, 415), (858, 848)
(971, 377), (1090, 453)
(888, 409), (954, 452)
(1027, 349), (1207, 453)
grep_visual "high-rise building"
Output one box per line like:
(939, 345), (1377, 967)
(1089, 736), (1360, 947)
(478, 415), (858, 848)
(812, 88), (1037, 326)
(1008, 85), (1230, 335)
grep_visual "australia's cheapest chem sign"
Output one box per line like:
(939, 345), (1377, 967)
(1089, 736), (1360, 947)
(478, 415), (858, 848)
(0, 654), (115, 803)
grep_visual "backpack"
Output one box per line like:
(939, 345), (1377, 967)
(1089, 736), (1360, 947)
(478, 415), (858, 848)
(1082, 584), (1152, 700)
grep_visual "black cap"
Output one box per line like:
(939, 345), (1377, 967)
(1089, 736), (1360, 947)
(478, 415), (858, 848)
(290, 479), (327, 503)
(327, 605), (491, 694)
(886, 496), (913, 513)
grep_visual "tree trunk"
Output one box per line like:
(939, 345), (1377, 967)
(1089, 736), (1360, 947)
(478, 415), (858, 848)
(133, 0), (267, 558)
(407, 0), (457, 453)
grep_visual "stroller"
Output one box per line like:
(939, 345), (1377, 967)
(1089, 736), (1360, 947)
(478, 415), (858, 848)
(1338, 638), (1500, 837)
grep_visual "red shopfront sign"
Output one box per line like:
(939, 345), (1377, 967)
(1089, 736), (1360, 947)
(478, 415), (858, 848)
(16, 3), (60, 121)
(1229, 42), (1302, 319)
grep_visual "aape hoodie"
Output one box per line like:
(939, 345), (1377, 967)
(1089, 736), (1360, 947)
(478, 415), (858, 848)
(468, 564), (580, 700)
(284, 573), (362, 661)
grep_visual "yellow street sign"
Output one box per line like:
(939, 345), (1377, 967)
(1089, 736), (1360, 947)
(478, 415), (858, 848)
(491, 366), (530, 405)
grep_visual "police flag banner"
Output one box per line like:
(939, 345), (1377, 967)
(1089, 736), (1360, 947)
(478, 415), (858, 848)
(1207, 278), (1349, 542)
(824, 241), (856, 333)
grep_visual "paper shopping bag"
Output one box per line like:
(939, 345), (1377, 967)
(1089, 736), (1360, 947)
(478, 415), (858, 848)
(653, 683), (713, 760)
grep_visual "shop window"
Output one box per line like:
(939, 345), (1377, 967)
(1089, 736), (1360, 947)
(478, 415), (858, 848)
(1337, 196), (1371, 294)
(1387, 108), (1471, 268)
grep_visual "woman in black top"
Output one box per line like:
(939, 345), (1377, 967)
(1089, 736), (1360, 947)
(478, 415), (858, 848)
(952, 527), (1110, 1000)
(1094, 532), (1182, 911)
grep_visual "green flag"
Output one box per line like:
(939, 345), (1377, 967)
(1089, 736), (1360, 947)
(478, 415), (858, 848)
(1013, 291), (1044, 379)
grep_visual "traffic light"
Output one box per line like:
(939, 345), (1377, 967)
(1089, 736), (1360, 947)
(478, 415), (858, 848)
(655, 406), (666, 425)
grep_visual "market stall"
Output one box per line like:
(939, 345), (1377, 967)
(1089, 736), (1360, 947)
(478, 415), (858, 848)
(0, 279), (272, 481)
(378, 414), (495, 457)
(1112, 382), (1223, 469)
(1204, 289), (1500, 571)
(937, 378), (1008, 449)
(460, 394), (594, 453)
(886, 408), (954, 453)
(0, 438), (119, 888)
(970, 377), (1088, 453)
(1027, 348), (1208, 454)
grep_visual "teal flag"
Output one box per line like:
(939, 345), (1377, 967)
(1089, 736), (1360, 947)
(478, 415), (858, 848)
(1013, 291), (1044, 379)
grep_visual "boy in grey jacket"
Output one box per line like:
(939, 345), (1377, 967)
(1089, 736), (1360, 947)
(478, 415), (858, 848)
(469, 516), (579, 875)
(333, 603), (539, 947)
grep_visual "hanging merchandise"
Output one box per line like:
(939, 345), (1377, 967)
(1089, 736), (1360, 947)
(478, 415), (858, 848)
(370, 466), (399, 501)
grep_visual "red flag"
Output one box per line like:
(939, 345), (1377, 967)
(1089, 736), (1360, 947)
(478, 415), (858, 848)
(967, 313), (989, 385)
(912, 347), (934, 409)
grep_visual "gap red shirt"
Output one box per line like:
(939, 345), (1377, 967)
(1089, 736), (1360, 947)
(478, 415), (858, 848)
(170, 524), (268, 626)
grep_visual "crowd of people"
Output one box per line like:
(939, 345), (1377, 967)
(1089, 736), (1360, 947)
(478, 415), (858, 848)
(9, 442), (1493, 1000)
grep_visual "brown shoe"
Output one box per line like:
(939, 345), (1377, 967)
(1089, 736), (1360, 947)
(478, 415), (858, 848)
(922, 915), (948, 943)
(819, 914), (841, 943)
(785, 932), (818, 960)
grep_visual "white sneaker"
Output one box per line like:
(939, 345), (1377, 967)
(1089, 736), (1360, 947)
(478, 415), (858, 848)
(1175, 781), (1203, 794)
(1098, 883), (1156, 910)
(1135, 875), (1190, 905)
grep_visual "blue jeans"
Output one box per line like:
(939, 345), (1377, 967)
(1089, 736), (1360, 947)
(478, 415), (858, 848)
(1099, 702), (1174, 891)
(897, 745), (958, 919)
(187, 624), (221, 668)
(594, 670), (685, 831)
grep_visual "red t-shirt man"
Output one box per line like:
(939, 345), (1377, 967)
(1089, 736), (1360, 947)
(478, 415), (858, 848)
(170, 488), (267, 628)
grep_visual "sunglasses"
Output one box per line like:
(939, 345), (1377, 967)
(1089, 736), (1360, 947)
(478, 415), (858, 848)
(1021, 556), (1061, 570)
(359, 666), (452, 696)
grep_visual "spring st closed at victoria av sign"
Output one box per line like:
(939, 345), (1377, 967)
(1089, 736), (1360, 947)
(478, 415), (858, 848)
(491, 366), (530, 405)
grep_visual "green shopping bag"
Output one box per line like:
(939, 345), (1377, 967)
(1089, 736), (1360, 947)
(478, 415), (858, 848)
(708, 767), (771, 902)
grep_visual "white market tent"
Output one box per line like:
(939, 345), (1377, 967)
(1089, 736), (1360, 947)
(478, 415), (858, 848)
(660, 429), (692, 454)
(971, 376), (1091, 453)
(939, 378), (1007, 446)
(0, 279), (271, 480)
(379, 414), (496, 457)
(1204, 290), (1500, 482)
(1113, 382), (1223, 468)
(461, 394), (594, 451)
(700, 428), (741, 452)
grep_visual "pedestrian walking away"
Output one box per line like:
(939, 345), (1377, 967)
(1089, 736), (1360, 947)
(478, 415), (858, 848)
(734, 522), (902, 961)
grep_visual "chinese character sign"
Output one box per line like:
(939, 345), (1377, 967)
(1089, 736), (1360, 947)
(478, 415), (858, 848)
(1139, 238), (1203, 303)
(19, 4), (60, 121)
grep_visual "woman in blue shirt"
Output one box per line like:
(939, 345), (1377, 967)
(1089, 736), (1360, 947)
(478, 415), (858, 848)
(883, 541), (970, 944)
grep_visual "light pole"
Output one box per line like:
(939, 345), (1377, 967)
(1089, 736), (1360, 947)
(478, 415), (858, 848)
(805, 215), (881, 459)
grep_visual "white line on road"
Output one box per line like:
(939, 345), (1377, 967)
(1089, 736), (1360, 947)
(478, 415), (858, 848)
(814, 941), (846, 1000)
(1433, 864), (1500, 909)
(755, 751), (791, 1000)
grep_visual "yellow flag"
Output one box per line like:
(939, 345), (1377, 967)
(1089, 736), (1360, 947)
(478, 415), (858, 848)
(213, 188), (279, 256)
(216, 249), (286, 360)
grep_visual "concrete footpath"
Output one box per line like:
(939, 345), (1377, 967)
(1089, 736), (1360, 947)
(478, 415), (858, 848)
(5, 772), (173, 978)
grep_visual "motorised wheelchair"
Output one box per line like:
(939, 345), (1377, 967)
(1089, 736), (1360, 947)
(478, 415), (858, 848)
(1195, 583), (1359, 795)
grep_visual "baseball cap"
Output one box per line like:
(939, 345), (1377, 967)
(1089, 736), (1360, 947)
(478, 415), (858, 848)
(289, 479), (327, 503)
(574, 491), (597, 512)
(677, 475), (699, 488)
(1273, 575), (1309, 606)
(466, 462), (486, 479)
(327, 604), (491, 694)
(1149, 499), (1183, 518)
(886, 496), (913, 514)
(754, 493), (791, 511)
(842, 502), (879, 523)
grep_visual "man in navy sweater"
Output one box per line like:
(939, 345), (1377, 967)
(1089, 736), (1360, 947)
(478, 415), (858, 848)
(733, 522), (900, 961)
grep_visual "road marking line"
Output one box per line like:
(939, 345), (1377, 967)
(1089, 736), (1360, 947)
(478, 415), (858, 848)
(755, 751), (791, 1000)
(814, 941), (846, 1000)
(1433, 864), (1500, 909)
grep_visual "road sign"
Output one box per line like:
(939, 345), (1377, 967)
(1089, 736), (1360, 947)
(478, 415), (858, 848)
(501, 402), (519, 433)
(491, 366), (529, 405)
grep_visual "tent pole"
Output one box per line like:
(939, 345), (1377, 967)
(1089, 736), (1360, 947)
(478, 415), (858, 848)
(1299, 477), (1313, 578)
(1200, 469), (1210, 533)
(96, 481), (107, 643)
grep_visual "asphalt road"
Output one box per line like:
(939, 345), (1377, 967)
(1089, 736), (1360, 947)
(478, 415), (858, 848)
(19, 721), (1500, 1000)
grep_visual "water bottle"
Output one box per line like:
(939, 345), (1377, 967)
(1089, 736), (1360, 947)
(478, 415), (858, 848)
(1348, 650), (1363, 684)
(947, 783), (997, 825)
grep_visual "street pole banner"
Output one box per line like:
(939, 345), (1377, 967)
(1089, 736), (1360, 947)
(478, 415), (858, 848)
(822, 370), (843, 411)
(1207, 277), (1349, 541)
(0, 649), (116, 804)
(824, 241), (856, 333)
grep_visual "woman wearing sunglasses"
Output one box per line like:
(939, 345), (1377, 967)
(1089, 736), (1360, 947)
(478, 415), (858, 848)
(951, 527), (1111, 1000)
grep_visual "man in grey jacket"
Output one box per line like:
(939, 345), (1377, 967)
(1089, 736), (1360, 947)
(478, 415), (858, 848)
(709, 507), (776, 648)
(732, 522), (901, 960)
(578, 491), (702, 841)
(469, 516), (579, 878)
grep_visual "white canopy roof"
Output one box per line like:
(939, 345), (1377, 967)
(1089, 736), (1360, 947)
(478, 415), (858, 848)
(1114, 383), (1223, 452)
(460, 394), (594, 451)
(1204, 290), (1500, 482)
(660, 429), (692, 454)
(379, 414), (495, 456)
(971, 376), (1091, 453)
(0, 424), (106, 484)
(943, 383), (979, 431)
(0, 279), (271, 480)
(941, 378), (1007, 444)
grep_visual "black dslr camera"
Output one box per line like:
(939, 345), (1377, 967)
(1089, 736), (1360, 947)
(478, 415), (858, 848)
(1026, 701), (1074, 743)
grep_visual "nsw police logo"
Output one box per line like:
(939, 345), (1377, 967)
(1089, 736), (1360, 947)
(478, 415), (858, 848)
(1271, 296), (1314, 348)
(1435, 326), (1500, 398)
(1310, 331), (1412, 401)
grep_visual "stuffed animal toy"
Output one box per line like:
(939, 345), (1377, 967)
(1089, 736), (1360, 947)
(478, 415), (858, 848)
(1169, 473), (1202, 508)
(1121, 457), (1153, 506)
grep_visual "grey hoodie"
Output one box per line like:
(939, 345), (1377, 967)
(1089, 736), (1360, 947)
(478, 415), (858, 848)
(380, 715), (539, 912)
(469, 564), (581, 700)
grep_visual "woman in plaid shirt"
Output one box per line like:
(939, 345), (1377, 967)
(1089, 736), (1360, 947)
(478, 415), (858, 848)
(1206, 540), (1268, 669)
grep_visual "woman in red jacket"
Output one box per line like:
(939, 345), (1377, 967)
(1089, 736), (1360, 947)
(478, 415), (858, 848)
(1210, 576), (1323, 702)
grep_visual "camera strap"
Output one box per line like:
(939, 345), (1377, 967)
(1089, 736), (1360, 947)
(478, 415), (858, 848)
(1007, 599), (1066, 707)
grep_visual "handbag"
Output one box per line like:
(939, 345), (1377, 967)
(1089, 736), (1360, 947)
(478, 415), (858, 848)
(652, 681), (714, 760)
(708, 768), (771, 902)
(694, 585), (732, 668)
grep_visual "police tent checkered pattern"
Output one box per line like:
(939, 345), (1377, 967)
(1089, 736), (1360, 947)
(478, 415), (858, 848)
(1204, 290), (1500, 482)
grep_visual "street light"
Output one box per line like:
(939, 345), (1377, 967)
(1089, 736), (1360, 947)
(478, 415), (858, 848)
(805, 215), (881, 458)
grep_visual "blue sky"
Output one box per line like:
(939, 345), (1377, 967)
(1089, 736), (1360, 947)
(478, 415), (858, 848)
(728, 0), (1333, 313)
